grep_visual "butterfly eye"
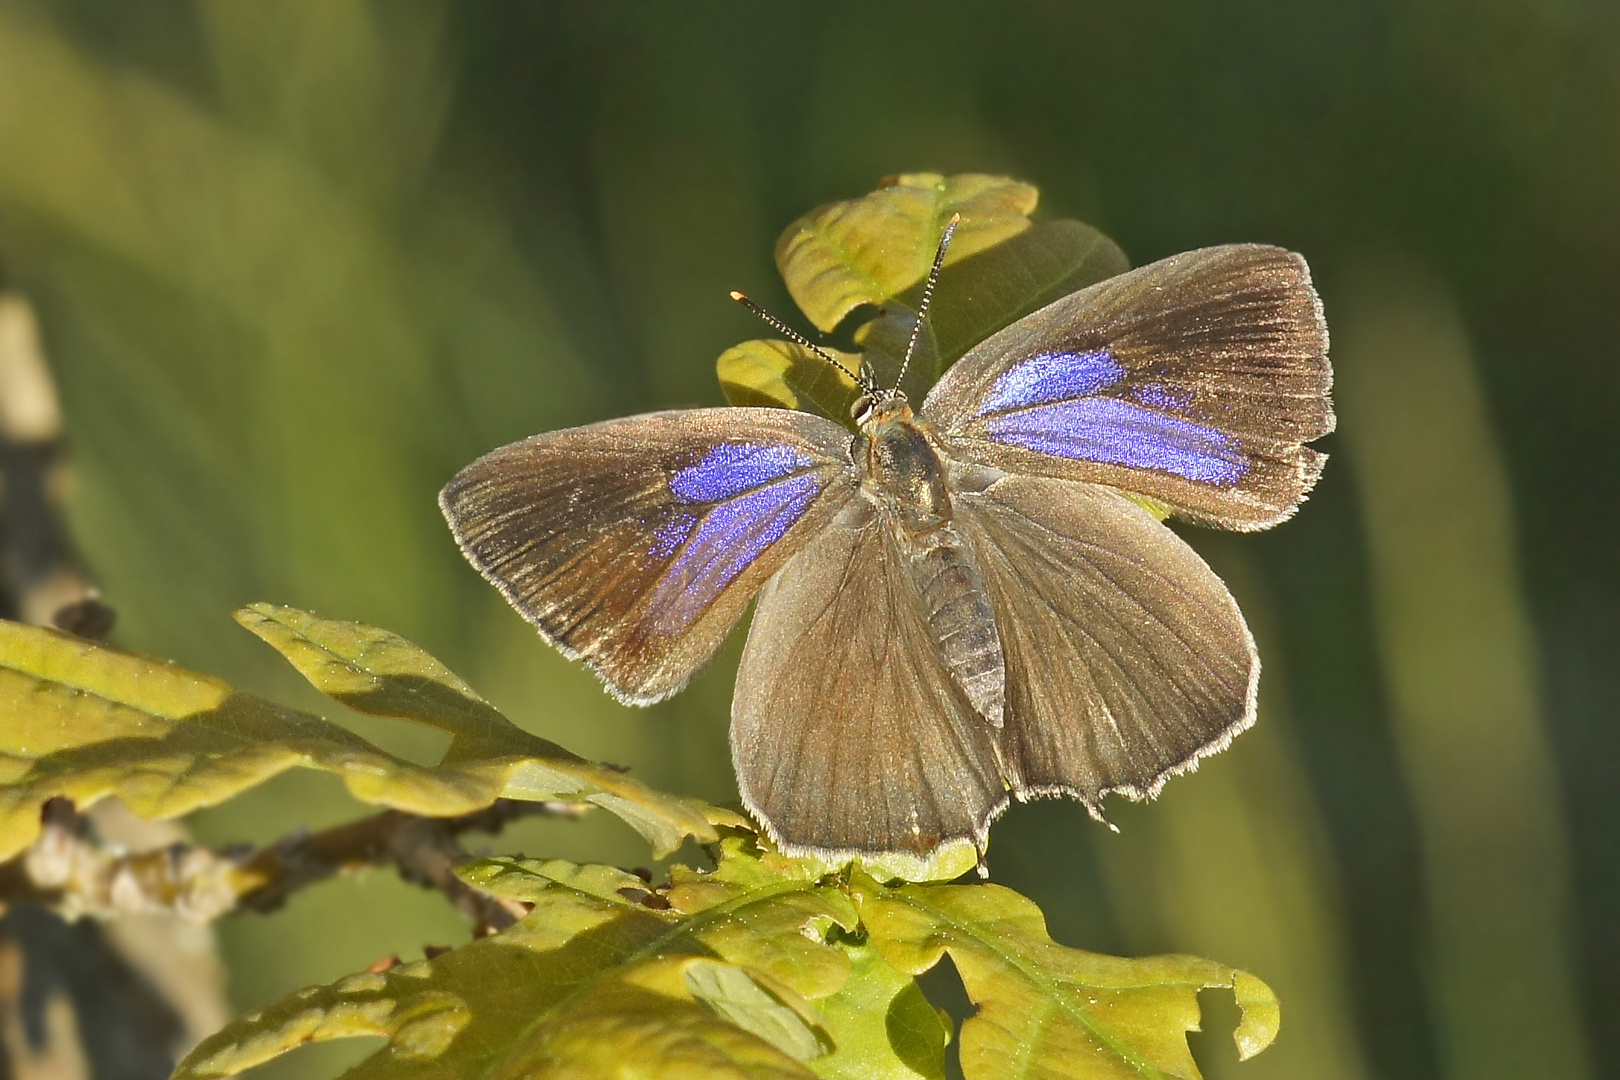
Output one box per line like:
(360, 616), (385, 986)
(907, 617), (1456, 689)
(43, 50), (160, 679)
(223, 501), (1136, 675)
(850, 394), (874, 423)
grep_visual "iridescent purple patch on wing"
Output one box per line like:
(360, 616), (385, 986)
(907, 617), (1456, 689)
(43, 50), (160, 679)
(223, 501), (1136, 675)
(649, 513), (697, 559)
(979, 350), (1126, 415)
(646, 473), (823, 633)
(669, 443), (815, 503)
(1129, 383), (1197, 411)
(986, 398), (1249, 484)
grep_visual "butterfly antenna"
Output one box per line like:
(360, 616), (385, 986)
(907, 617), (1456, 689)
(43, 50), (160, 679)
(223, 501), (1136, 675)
(728, 291), (873, 391)
(893, 212), (960, 393)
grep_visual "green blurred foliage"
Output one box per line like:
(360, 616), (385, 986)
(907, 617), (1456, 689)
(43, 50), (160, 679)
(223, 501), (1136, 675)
(0, 3), (1615, 1079)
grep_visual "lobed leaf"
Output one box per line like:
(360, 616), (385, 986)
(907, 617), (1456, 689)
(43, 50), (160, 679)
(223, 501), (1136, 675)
(175, 887), (818, 1078)
(177, 841), (861, 1078)
(724, 176), (1132, 417)
(0, 610), (715, 859)
(231, 603), (500, 735)
(809, 942), (949, 1080)
(717, 338), (863, 427)
(174, 833), (1272, 1079)
(776, 174), (1038, 333)
(854, 874), (1280, 1080)
(662, 835), (857, 1000)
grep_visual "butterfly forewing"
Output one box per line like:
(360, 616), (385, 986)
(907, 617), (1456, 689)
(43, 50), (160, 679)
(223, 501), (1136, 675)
(923, 244), (1332, 530)
(440, 408), (859, 704)
(956, 475), (1257, 807)
(731, 503), (1006, 858)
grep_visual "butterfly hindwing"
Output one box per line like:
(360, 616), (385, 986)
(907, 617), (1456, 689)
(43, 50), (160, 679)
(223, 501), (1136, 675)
(731, 501), (1006, 858)
(956, 474), (1257, 808)
(440, 408), (859, 704)
(923, 244), (1333, 530)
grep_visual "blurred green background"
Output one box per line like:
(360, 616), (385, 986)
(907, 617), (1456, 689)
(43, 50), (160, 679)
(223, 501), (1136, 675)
(0, 2), (1615, 1078)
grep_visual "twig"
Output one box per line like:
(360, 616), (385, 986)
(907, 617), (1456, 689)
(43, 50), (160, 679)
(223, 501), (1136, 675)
(5, 798), (582, 935)
(0, 280), (197, 1071)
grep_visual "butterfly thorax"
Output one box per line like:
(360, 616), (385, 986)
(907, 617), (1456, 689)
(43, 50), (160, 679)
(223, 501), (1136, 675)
(860, 405), (1007, 729)
(859, 404), (951, 531)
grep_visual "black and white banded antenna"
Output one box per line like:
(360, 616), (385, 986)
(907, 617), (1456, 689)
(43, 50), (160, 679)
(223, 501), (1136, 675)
(727, 290), (876, 395)
(892, 212), (960, 394)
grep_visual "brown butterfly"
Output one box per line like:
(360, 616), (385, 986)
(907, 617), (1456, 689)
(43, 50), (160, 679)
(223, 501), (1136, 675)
(441, 225), (1332, 866)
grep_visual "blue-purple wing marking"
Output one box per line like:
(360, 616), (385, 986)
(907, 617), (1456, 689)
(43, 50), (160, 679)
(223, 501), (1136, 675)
(645, 444), (825, 633)
(668, 443), (817, 501)
(976, 350), (1249, 485)
(979, 349), (1124, 411)
(923, 245), (1333, 530)
(439, 409), (857, 704)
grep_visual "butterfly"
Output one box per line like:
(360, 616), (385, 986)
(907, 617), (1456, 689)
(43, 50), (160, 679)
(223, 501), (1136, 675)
(440, 220), (1332, 866)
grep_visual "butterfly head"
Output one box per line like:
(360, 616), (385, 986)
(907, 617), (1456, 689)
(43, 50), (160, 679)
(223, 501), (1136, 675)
(852, 388), (912, 429)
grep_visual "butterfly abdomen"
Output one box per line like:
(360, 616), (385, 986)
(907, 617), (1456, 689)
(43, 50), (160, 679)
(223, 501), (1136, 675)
(906, 530), (1006, 729)
(862, 411), (1007, 730)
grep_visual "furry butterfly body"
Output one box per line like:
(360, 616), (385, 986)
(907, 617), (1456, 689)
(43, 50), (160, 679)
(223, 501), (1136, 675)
(441, 244), (1332, 863)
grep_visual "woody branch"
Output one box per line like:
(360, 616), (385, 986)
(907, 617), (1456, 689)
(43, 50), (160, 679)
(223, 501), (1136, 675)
(0, 797), (582, 936)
